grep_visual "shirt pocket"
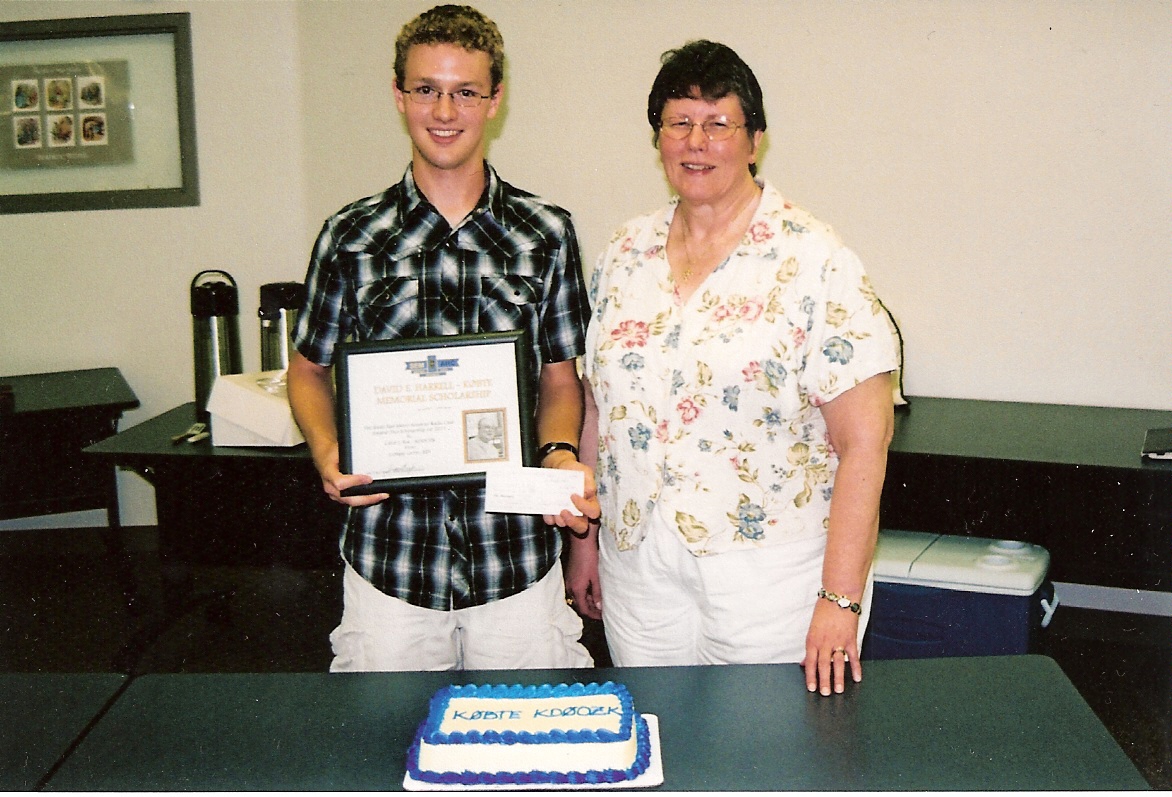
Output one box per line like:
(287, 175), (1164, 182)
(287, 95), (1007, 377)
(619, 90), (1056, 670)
(355, 276), (419, 340)
(478, 274), (542, 333)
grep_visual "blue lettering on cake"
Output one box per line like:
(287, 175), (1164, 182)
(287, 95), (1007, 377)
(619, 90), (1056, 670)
(452, 710), (522, 721)
(531, 706), (622, 718)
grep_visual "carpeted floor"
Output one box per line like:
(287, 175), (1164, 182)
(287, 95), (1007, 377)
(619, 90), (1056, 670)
(1, 526), (1167, 788)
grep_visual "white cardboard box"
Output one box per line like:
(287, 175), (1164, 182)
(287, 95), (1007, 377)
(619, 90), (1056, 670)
(207, 370), (305, 447)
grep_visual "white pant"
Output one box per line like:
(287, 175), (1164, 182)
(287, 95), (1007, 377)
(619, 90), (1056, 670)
(599, 511), (872, 667)
(329, 561), (593, 672)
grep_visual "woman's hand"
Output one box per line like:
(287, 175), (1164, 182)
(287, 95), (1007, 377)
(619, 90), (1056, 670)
(563, 528), (603, 620)
(803, 599), (863, 696)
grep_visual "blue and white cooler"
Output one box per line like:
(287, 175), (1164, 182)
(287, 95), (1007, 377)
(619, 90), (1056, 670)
(863, 529), (1059, 660)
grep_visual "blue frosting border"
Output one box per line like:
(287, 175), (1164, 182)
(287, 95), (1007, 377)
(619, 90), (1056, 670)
(406, 682), (653, 786)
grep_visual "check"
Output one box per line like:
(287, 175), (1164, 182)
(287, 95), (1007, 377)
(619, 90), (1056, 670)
(485, 467), (585, 517)
(336, 331), (535, 495)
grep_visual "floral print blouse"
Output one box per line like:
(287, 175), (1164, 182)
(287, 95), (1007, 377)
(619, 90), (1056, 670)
(584, 181), (901, 556)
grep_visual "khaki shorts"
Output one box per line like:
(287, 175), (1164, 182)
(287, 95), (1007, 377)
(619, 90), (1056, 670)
(329, 560), (593, 672)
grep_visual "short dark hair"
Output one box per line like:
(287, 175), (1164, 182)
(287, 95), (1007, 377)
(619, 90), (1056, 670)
(394, 5), (505, 91)
(647, 39), (767, 154)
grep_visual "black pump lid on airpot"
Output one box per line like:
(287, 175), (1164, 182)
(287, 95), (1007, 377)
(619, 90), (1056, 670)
(258, 282), (306, 319)
(190, 273), (239, 318)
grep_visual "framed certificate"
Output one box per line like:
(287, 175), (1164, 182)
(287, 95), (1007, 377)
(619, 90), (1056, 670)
(336, 331), (536, 494)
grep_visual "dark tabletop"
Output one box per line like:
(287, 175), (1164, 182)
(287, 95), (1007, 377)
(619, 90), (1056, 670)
(0, 673), (127, 791)
(892, 395), (1172, 471)
(0, 367), (138, 415)
(42, 655), (1147, 791)
(84, 401), (310, 464)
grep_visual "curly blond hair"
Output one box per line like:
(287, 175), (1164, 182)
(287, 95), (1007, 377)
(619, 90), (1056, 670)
(394, 5), (504, 91)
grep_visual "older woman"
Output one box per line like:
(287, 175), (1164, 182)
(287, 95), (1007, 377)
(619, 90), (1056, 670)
(566, 40), (901, 696)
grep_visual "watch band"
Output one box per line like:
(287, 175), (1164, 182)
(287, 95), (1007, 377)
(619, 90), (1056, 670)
(818, 587), (861, 615)
(537, 441), (578, 462)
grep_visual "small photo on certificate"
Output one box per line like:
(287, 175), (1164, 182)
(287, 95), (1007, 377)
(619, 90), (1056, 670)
(463, 408), (507, 463)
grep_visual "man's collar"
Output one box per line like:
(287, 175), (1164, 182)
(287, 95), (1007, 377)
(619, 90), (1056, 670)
(382, 163), (526, 258)
(399, 162), (505, 227)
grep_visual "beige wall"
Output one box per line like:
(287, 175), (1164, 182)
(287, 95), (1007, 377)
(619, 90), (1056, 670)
(2, 0), (1170, 528)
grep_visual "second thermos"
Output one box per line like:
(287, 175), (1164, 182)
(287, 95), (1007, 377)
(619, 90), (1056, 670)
(258, 281), (305, 372)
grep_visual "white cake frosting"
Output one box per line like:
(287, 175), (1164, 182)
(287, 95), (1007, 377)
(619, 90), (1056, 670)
(406, 682), (652, 786)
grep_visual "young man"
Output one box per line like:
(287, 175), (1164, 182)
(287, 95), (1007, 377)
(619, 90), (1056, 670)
(288, 5), (597, 672)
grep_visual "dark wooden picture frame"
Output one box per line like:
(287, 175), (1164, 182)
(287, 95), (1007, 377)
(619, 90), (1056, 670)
(0, 13), (198, 213)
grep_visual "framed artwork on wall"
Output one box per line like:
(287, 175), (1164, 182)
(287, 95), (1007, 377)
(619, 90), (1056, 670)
(0, 12), (198, 213)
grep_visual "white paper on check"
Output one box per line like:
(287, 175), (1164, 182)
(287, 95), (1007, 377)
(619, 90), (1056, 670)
(485, 467), (584, 516)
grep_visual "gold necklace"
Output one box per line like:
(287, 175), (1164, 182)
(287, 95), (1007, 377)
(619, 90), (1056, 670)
(679, 223), (697, 284)
(675, 188), (759, 285)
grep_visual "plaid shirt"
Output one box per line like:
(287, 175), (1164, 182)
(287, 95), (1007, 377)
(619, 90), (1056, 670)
(294, 165), (590, 610)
